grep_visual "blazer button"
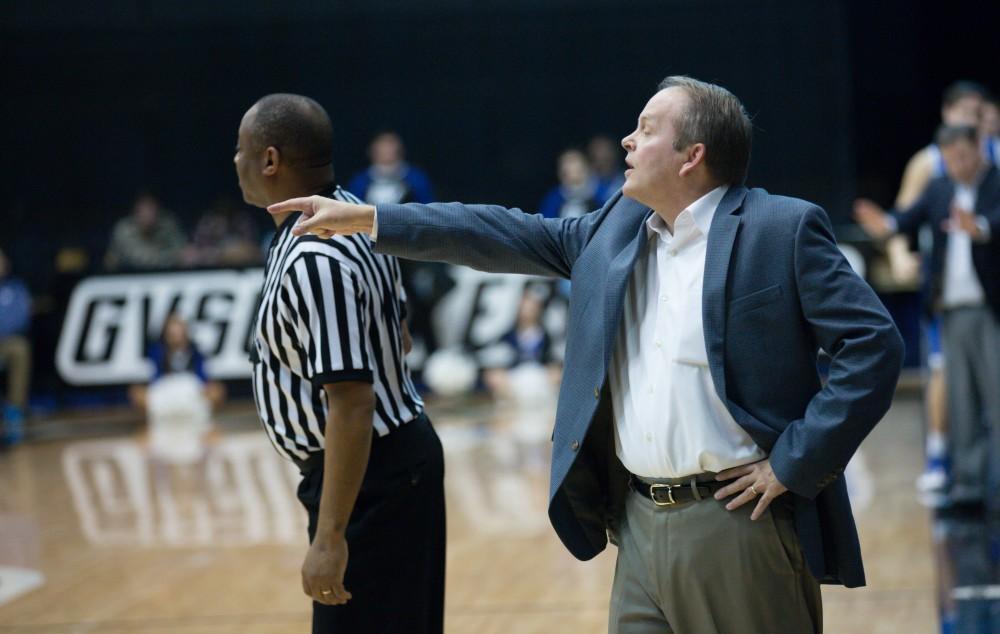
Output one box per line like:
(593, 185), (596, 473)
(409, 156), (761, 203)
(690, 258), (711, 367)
(594, 387), (600, 399)
(571, 440), (580, 451)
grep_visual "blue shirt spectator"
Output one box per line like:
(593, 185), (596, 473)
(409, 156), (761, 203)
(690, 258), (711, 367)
(348, 131), (434, 205)
(539, 149), (600, 219)
(0, 269), (30, 339)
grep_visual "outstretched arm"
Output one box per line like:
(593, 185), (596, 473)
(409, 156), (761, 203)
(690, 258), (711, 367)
(268, 194), (617, 279)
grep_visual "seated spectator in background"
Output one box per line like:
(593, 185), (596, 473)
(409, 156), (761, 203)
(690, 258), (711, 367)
(539, 149), (600, 219)
(483, 287), (561, 402)
(190, 195), (262, 266)
(587, 134), (626, 204)
(132, 314), (223, 467)
(350, 131), (444, 358)
(129, 313), (225, 413)
(105, 192), (188, 271)
(348, 131), (434, 205)
(0, 248), (31, 445)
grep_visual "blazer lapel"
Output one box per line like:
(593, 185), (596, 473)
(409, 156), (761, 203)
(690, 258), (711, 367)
(702, 187), (747, 403)
(603, 209), (653, 363)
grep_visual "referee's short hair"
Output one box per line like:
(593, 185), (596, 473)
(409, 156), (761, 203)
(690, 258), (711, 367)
(249, 93), (333, 168)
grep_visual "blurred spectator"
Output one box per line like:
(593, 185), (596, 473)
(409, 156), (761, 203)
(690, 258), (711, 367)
(896, 81), (987, 209)
(880, 82), (993, 501)
(190, 195), (262, 266)
(350, 131), (446, 359)
(348, 131), (434, 205)
(854, 124), (1000, 508)
(483, 287), (561, 401)
(130, 314), (222, 466)
(128, 313), (225, 413)
(539, 149), (600, 219)
(0, 247), (31, 445)
(587, 134), (626, 204)
(105, 193), (188, 271)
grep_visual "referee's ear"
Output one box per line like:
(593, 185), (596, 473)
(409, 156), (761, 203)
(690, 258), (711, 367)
(263, 146), (281, 176)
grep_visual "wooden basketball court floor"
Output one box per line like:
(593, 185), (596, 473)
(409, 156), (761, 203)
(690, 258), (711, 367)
(0, 392), (991, 633)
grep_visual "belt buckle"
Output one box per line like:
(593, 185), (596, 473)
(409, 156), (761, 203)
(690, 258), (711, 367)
(649, 483), (679, 506)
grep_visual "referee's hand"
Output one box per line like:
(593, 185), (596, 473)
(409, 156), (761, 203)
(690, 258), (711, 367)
(267, 196), (376, 238)
(302, 536), (352, 606)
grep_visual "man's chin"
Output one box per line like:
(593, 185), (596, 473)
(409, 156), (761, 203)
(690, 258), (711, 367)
(621, 183), (646, 204)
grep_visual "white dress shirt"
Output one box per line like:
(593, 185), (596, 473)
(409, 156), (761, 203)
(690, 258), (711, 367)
(941, 183), (987, 309)
(609, 186), (766, 478)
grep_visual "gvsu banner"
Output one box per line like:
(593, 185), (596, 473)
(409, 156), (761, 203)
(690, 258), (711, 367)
(56, 268), (566, 386)
(56, 269), (264, 385)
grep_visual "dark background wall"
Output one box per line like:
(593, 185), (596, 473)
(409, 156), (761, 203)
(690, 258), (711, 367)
(4, 1), (852, 264)
(3, 0), (999, 286)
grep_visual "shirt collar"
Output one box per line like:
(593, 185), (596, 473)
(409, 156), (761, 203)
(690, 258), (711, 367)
(646, 185), (729, 239)
(275, 183), (339, 237)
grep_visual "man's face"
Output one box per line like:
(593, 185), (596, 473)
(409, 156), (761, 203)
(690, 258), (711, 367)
(588, 136), (619, 174)
(133, 196), (159, 233)
(234, 108), (268, 207)
(163, 316), (189, 349)
(371, 134), (403, 168)
(620, 88), (689, 207)
(558, 151), (590, 188)
(942, 95), (982, 127)
(941, 138), (982, 184)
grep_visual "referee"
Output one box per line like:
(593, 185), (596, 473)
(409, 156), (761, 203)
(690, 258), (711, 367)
(234, 94), (445, 634)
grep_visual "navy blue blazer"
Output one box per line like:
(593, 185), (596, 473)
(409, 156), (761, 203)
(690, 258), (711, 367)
(375, 186), (904, 587)
(892, 164), (1000, 319)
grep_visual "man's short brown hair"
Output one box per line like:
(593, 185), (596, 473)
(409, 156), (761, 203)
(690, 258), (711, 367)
(658, 76), (753, 186)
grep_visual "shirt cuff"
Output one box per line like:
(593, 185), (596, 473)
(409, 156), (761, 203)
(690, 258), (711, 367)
(885, 215), (899, 234)
(370, 206), (379, 241)
(975, 216), (991, 242)
(312, 369), (374, 386)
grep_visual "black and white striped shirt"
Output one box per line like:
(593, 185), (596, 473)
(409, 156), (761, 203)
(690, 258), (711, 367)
(251, 186), (423, 462)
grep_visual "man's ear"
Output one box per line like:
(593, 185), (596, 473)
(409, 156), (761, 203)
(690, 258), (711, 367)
(263, 146), (280, 176)
(678, 143), (706, 178)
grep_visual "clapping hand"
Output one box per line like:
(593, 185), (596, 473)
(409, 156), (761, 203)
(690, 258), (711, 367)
(852, 198), (893, 240)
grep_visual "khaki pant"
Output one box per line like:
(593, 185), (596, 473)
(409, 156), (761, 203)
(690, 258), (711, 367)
(609, 477), (821, 634)
(0, 336), (31, 409)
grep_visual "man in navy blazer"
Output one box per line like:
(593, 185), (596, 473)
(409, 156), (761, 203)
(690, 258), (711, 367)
(272, 76), (904, 632)
(856, 124), (1000, 509)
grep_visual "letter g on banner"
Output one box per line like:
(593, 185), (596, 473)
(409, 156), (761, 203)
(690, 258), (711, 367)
(56, 269), (264, 385)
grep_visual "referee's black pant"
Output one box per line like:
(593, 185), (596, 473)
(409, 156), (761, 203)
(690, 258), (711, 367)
(296, 412), (446, 634)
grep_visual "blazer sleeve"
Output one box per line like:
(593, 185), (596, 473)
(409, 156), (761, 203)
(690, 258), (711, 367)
(372, 193), (620, 278)
(769, 205), (905, 499)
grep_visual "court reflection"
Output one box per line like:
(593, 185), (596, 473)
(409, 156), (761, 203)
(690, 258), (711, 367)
(934, 507), (1000, 633)
(61, 433), (304, 547)
(437, 399), (555, 537)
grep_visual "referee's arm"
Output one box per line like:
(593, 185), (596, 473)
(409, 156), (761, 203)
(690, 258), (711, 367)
(301, 381), (375, 606)
(284, 253), (377, 606)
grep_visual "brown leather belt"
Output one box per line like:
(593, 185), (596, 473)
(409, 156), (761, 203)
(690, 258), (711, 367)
(629, 474), (726, 507)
